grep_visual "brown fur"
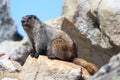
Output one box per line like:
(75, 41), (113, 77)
(21, 15), (98, 75)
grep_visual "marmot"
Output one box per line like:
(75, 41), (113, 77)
(21, 15), (98, 75)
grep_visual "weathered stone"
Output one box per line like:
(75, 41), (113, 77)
(0, 71), (19, 80)
(0, 0), (22, 42)
(74, 0), (113, 49)
(0, 38), (29, 65)
(45, 16), (65, 29)
(88, 53), (120, 80)
(88, 0), (101, 18)
(20, 55), (91, 80)
(88, 0), (120, 47)
(61, 0), (80, 23)
(0, 54), (21, 80)
(61, 0), (113, 49)
(0, 55), (22, 72)
(97, 0), (120, 46)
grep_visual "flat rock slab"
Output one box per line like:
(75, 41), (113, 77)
(20, 55), (90, 80)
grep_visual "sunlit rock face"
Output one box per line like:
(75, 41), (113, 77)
(20, 55), (90, 80)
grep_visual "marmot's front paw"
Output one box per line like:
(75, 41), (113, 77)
(34, 53), (39, 58)
(30, 53), (39, 58)
(30, 53), (35, 57)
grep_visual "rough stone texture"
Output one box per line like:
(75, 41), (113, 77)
(0, 70), (19, 80)
(0, 54), (21, 80)
(97, 0), (120, 46)
(88, 0), (101, 18)
(0, 0), (22, 42)
(89, 0), (120, 47)
(61, 0), (80, 23)
(20, 55), (91, 80)
(0, 55), (22, 72)
(62, 0), (111, 49)
(0, 38), (29, 65)
(88, 53), (120, 80)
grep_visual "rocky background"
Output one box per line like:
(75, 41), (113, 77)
(0, 0), (120, 80)
(0, 0), (22, 42)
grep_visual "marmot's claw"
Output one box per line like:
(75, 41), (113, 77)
(30, 53), (35, 57)
(30, 53), (39, 58)
(34, 53), (39, 58)
(47, 54), (56, 59)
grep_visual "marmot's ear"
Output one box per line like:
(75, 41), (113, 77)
(40, 24), (44, 28)
(28, 15), (37, 19)
(39, 21), (44, 28)
(33, 15), (37, 19)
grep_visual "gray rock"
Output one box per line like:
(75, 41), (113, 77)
(61, 0), (80, 23)
(0, 38), (30, 65)
(97, 0), (120, 46)
(88, 53), (120, 80)
(0, 54), (21, 80)
(0, 55), (22, 72)
(0, 0), (22, 42)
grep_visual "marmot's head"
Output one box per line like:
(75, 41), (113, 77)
(21, 15), (40, 30)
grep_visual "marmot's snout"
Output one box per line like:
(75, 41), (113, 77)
(21, 18), (26, 26)
(21, 16), (28, 26)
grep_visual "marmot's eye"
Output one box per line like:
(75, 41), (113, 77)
(29, 16), (32, 20)
(33, 16), (37, 19)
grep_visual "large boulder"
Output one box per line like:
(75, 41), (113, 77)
(89, 0), (120, 46)
(0, 0), (22, 42)
(0, 38), (30, 65)
(20, 55), (91, 80)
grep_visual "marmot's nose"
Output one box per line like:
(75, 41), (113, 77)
(21, 19), (25, 24)
(21, 18), (26, 25)
(21, 17), (27, 26)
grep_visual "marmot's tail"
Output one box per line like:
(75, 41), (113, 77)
(72, 58), (98, 75)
